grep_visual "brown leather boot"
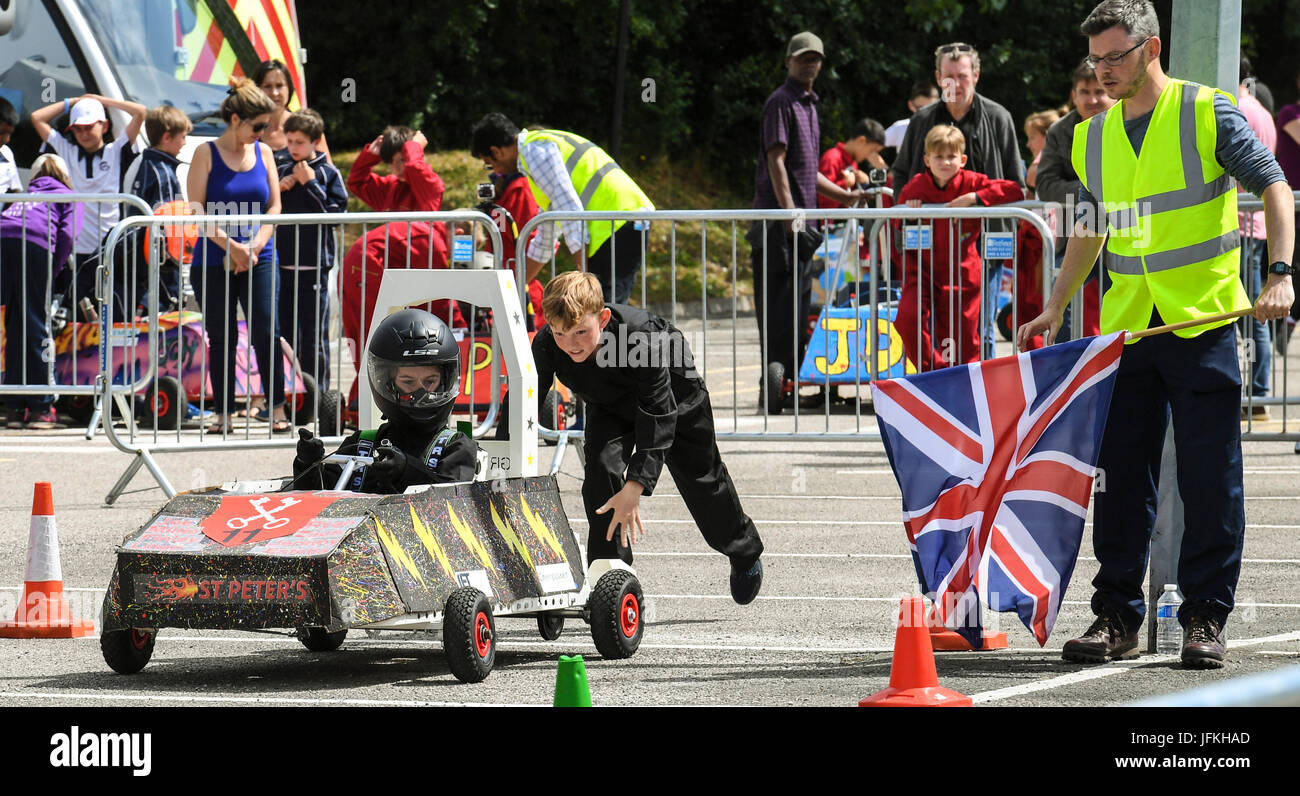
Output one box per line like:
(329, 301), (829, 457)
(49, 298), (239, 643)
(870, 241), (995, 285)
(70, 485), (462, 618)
(1062, 613), (1140, 663)
(1181, 614), (1226, 669)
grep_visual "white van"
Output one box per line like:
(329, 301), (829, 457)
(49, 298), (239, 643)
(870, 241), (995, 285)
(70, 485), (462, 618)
(0, 0), (308, 184)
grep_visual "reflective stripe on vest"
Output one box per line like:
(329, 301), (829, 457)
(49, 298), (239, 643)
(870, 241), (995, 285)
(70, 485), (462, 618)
(519, 129), (653, 256)
(1072, 78), (1250, 339)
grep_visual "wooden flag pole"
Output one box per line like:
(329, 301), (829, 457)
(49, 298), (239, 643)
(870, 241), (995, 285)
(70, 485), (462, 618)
(1127, 307), (1256, 340)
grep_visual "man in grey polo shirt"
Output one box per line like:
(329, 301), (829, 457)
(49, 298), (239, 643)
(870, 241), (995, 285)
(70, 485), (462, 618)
(750, 31), (858, 414)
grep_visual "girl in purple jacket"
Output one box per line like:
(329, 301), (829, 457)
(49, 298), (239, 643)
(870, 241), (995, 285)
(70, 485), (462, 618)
(0, 154), (84, 429)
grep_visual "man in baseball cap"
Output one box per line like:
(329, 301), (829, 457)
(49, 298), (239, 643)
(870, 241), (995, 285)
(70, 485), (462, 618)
(786, 31), (824, 60)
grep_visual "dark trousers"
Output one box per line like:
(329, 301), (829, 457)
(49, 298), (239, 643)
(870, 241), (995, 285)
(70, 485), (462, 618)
(581, 385), (764, 568)
(190, 262), (285, 414)
(748, 221), (813, 376)
(278, 266), (331, 391)
(1090, 314), (1243, 631)
(0, 239), (56, 412)
(585, 222), (644, 305)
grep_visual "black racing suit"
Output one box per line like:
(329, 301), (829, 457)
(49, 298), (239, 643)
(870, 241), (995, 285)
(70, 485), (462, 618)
(292, 420), (478, 493)
(534, 303), (764, 567)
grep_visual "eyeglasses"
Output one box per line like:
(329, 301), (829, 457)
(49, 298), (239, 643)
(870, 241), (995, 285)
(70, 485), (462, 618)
(1084, 37), (1151, 68)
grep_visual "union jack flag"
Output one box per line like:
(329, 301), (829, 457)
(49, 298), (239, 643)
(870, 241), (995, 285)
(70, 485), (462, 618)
(870, 333), (1126, 647)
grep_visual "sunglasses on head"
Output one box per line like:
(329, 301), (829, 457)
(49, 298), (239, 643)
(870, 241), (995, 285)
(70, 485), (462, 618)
(936, 43), (975, 55)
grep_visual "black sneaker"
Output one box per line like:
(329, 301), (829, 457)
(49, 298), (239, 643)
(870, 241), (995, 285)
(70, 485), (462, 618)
(1181, 615), (1226, 669)
(1061, 613), (1140, 663)
(729, 558), (763, 605)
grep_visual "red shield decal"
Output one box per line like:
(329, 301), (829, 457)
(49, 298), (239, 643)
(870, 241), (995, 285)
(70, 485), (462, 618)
(201, 494), (341, 548)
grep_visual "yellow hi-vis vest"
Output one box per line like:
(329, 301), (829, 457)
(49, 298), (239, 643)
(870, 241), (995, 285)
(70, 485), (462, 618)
(517, 129), (654, 257)
(1072, 77), (1250, 340)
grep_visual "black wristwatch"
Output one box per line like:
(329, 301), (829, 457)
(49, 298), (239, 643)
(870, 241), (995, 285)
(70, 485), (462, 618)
(1270, 261), (1296, 277)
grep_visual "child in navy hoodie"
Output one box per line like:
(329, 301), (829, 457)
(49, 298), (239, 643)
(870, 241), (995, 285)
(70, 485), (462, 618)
(276, 109), (347, 390)
(127, 105), (192, 310)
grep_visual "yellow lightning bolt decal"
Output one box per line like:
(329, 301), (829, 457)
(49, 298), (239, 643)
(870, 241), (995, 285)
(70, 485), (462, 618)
(409, 505), (454, 580)
(520, 496), (566, 561)
(448, 504), (494, 570)
(376, 519), (425, 587)
(491, 501), (534, 570)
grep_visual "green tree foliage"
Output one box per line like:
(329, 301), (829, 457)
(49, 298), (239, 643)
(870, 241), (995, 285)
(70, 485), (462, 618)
(300, 0), (1291, 190)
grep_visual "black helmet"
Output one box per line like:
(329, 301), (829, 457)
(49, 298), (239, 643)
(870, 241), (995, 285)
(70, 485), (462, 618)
(366, 308), (461, 430)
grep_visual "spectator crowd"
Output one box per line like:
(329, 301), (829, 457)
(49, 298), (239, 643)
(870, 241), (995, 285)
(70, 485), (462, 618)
(0, 14), (1297, 428)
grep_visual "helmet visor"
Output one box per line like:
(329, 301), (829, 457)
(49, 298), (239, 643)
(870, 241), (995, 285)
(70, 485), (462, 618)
(367, 357), (460, 413)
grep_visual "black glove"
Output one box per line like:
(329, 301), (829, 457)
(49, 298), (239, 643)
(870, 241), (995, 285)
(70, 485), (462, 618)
(296, 427), (325, 465)
(364, 444), (407, 491)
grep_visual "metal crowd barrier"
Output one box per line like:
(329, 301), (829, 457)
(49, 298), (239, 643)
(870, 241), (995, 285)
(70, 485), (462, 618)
(1236, 195), (1297, 444)
(97, 209), (502, 504)
(515, 206), (1055, 443)
(0, 192), (152, 433)
(514, 198), (1298, 447)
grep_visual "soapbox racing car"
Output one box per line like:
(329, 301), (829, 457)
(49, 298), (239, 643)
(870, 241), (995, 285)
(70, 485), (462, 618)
(98, 266), (643, 684)
(99, 456), (644, 683)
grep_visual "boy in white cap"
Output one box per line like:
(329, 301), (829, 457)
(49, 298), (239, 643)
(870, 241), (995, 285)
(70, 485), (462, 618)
(30, 94), (146, 320)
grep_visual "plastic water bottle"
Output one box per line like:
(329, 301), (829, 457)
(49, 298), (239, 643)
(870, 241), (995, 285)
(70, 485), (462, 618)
(1156, 584), (1183, 654)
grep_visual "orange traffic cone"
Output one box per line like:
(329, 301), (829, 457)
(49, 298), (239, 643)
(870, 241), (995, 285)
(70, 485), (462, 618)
(0, 482), (95, 639)
(859, 595), (972, 707)
(927, 603), (1008, 651)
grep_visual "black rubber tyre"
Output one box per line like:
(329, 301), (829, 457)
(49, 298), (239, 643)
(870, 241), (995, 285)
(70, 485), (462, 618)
(58, 394), (97, 425)
(540, 389), (561, 446)
(295, 626), (347, 652)
(763, 362), (785, 416)
(996, 303), (1014, 342)
(101, 627), (157, 674)
(318, 389), (343, 436)
(145, 375), (183, 430)
(288, 372), (318, 425)
(588, 569), (645, 659)
(537, 611), (565, 640)
(443, 588), (495, 683)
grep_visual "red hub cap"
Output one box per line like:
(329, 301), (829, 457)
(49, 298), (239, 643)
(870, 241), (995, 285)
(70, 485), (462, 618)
(153, 391), (170, 416)
(619, 593), (639, 638)
(130, 630), (151, 650)
(474, 612), (492, 658)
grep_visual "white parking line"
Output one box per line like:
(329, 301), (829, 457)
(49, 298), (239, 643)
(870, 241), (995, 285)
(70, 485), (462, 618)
(47, 633), (897, 656)
(971, 657), (1169, 704)
(5, 586), (1300, 609)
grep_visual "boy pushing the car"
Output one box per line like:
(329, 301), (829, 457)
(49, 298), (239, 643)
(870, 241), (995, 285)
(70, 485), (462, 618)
(534, 272), (765, 603)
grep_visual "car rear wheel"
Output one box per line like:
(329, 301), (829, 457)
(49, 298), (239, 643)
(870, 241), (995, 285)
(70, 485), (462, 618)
(295, 626), (347, 652)
(764, 362), (785, 416)
(537, 611), (565, 640)
(318, 389), (343, 436)
(444, 588), (495, 683)
(101, 627), (156, 674)
(589, 569), (644, 659)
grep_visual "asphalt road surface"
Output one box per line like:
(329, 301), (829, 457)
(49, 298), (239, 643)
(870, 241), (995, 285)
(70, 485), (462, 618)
(0, 319), (1297, 708)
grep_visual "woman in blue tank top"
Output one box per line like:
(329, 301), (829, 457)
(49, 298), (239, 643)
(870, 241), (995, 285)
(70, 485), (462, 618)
(187, 79), (290, 434)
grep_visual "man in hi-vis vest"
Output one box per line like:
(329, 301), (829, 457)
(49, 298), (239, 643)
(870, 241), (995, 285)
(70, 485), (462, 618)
(472, 113), (654, 304)
(1020, 0), (1295, 670)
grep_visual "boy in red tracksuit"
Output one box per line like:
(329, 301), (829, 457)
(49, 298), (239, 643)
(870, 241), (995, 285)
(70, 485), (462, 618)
(342, 126), (464, 405)
(894, 125), (1022, 371)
